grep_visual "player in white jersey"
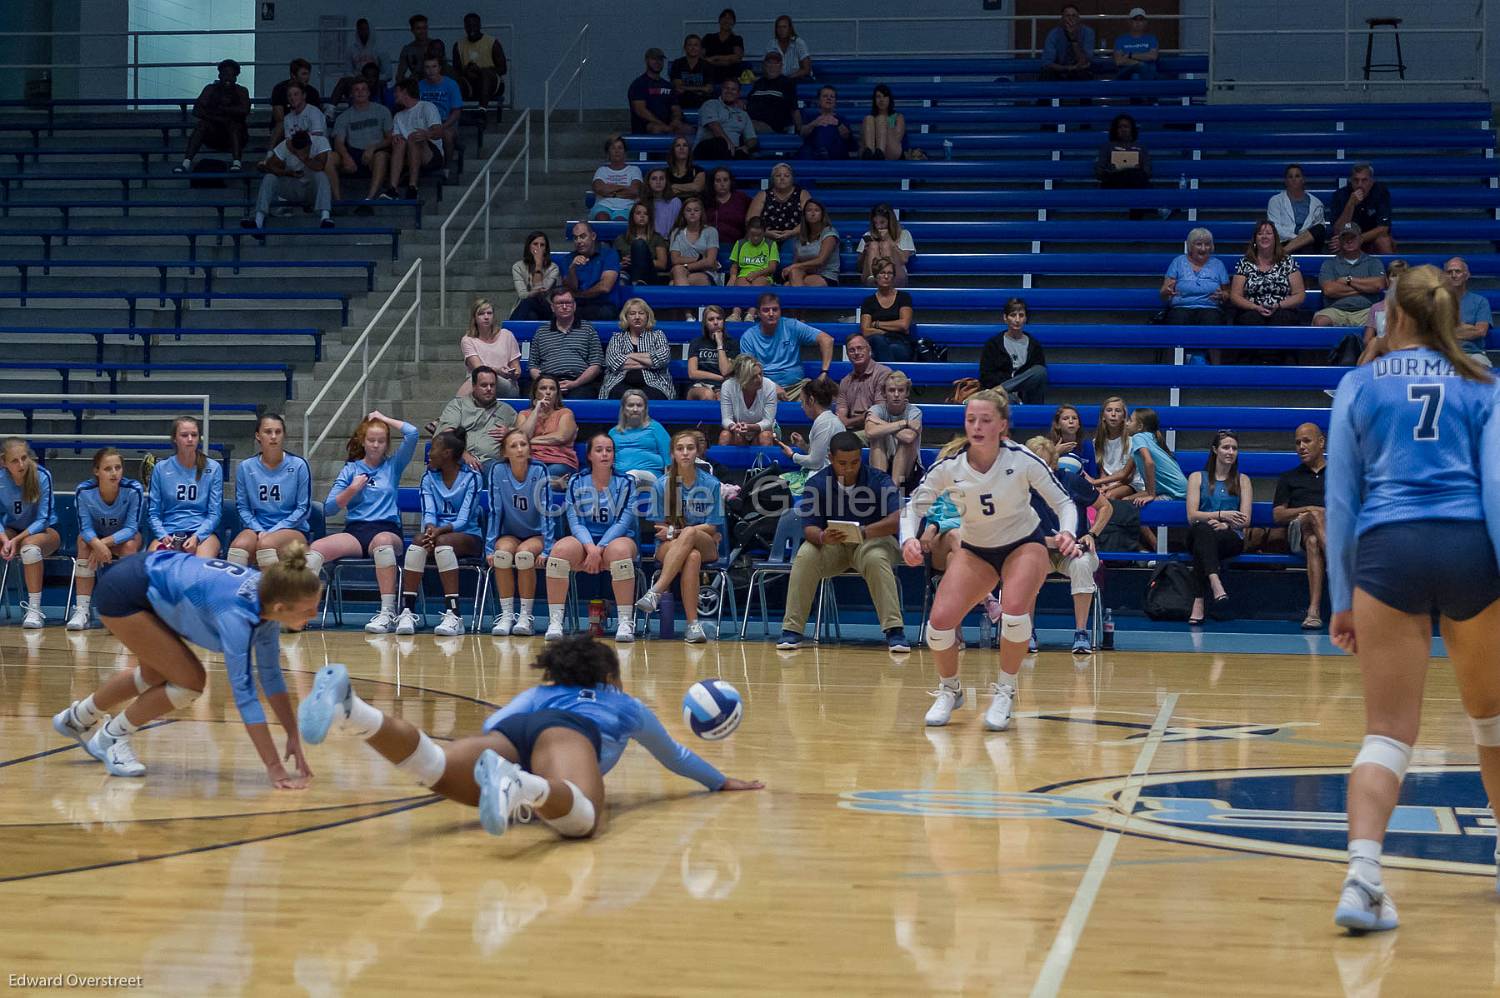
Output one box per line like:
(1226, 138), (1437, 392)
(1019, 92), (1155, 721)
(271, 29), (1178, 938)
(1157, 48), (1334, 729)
(901, 391), (1078, 730)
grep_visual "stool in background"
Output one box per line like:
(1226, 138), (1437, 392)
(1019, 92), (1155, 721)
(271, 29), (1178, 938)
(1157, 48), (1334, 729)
(1363, 18), (1406, 81)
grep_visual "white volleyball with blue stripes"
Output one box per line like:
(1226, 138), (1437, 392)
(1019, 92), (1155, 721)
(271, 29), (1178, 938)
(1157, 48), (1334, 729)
(682, 679), (743, 740)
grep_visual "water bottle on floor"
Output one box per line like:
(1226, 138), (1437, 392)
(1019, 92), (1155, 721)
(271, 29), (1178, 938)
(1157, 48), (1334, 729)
(1102, 608), (1115, 650)
(658, 592), (677, 639)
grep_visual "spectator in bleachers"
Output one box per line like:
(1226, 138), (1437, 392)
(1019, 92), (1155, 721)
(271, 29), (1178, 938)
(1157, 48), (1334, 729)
(395, 427), (484, 637)
(0, 437), (57, 629)
(688, 305), (738, 400)
(742, 291), (835, 394)
(614, 203), (669, 287)
(331, 19), (384, 105)
(485, 428), (549, 637)
(312, 412), (418, 634)
(1272, 422), (1328, 630)
(629, 47), (689, 136)
(1313, 223), (1386, 331)
(531, 287), (605, 395)
(516, 375), (579, 486)
(671, 34), (715, 111)
(703, 8), (747, 85)
(1445, 256), (1494, 368)
(776, 431), (907, 652)
(244, 130), (334, 231)
(176, 59), (250, 174)
(398, 15), (445, 83)
(609, 390), (673, 486)
(1025, 436), (1110, 654)
(835, 333), (891, 432)
(746, 50), (801, 136)
(706, 166), (752, 247)
(749, 163), (811, 251)
(457, 298), (522, 398)
(1161, 228), (1228, 324)
(782, 199), (840, 287)
(1184, 430), (1253, 625)
(418, 56), (463, 152)
(269, 79), (327, 151)
(509, 231), (560, 323)
(270, 60), (322, 145)
(778, 377), (841, 472)
(1090, 396), (1132, 498)
(147, 416), (223, 558)
(665, 135), (706, 198)
(797, 85), (854, 160)
(729, 215), (778, 287)
(860, 85), (906, 161)
(453, 13), (507, 111)
(857, 204), (915, 286)
(1049, 404), (1093, 472)
(769, 15), (814, 80)
(226, 413), (310, 572)
(563, 222), (622, 322)
(642, 168), (682, 237)
(388, 79), (446, 200)
(1111, 8), (1159, 80)
(860, 257), (915, 362)
(635, 429), (726, 644)
(1267, 164), (1326, 255)
(361, 62), (394, 110)
(67, 447), (144, 631)
(669, 195), (723, 287)
(590, 134), (643, 221)
(1229, 219), (1306, 325)
(694, 78), (758, 159)
(331, 78), (394, 210)
(438, 367), (518, 472)
(1041, 5), (1096, 81)
(601, 298), (675, 400)
(1362, 258), (1407, 351)
(1094, 113), (1150, 203)
(719, 353), (778, 445)
(979, 297), (1049, 404)
(865, 370), (922, 487)
(1327, 162), (1395, 254)
(1124, 407), (1187, 507)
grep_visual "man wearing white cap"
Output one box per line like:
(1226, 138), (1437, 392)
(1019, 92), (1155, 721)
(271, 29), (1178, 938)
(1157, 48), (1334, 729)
(1113, 8), (1160, 80)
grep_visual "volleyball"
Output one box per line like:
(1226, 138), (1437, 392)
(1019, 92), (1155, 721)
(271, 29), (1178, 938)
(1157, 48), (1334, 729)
(682, 679), (743, 740)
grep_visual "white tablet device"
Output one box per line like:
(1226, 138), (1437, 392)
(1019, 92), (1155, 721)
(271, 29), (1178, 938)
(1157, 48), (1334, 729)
(826, 520), (864, 542)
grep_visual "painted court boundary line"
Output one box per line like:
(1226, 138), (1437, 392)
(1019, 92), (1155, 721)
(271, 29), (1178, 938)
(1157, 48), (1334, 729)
(1029, 692), (1180, 998)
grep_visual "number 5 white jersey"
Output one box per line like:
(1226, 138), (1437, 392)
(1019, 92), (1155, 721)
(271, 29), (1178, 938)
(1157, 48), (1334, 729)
(901, 442), (1077, 548)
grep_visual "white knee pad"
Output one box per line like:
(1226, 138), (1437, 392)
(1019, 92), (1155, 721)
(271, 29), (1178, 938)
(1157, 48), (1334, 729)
(164, 683), (202, 710)
(19, 544), (42, 565)
(394, 731), (447, 788)
(304, 550), (325, 576)
(926, 625), (957, 651)
(1067, 553), (1099, 595)
(255, 547), (280, 568)
(403, 545), (428, 573)
(541, 780), (597, 838)
(131, 666), (152, 694)
(1001, 613), (1031, 644)
(1353, 734), (1412, 781)
(434, 546), (459, 573)
(491, 549), (514, 570)
(73, 559), (95, 579)
(513, 551), (536, 571)
(609, 558), (635, 582)
(1470, 713), (1500, 747)
(372, 544), (398, 569)
(226, 547), (251, 567)
(545, 556), (572, 580)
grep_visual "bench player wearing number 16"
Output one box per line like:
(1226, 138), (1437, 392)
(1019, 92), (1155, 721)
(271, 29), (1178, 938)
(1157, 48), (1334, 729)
(1326, 264), (1500, 933)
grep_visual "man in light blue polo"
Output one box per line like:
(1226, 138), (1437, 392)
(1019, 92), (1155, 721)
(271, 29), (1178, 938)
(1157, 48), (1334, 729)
(1112, 8), (1159, 80)
(738, 291), (835, 398)
(1446, 256), (1494, 368)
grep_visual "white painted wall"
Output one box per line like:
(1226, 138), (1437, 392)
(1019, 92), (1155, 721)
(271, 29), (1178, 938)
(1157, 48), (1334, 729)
(129, 0), (255, 99)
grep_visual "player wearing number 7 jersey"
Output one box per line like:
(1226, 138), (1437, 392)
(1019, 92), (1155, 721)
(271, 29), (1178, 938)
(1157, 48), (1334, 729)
(1326, 264), (1500, 934)
(49, 548), (323, 788)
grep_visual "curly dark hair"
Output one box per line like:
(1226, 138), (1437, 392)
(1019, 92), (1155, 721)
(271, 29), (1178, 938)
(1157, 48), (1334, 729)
(533, 636), (622, 688)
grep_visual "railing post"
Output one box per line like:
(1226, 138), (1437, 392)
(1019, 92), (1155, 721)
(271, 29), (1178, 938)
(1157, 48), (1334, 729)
(524, 112), (531, 200)
(544, 81), (551, 173)
(131, 33), (140, 106)
(361, 339), (369, 416)
(484, 171), (491, 260)
(200, 396), (210, 450)
(415, 261), (423, 363)
(439, 226), (447, 326)
(578, 27), (587, 123)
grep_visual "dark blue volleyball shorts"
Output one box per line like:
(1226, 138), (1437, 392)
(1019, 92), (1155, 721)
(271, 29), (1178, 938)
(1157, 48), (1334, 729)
(93, 553), (155, 618)
(484, 709), (602, 771)
(1354, 520), (1500, 621)
(344, 519), (404, 556)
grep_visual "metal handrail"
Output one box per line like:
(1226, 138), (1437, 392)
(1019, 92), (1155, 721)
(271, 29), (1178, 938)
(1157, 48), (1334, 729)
(0, 393), (211, 446)
(302, 258), (422, 462)
(440, 109), (531, 325)
(543, 24), (589, 172)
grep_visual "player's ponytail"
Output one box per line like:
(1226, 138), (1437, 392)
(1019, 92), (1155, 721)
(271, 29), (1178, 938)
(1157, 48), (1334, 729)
(1392, 264), (1494, 383)
(258, 539), (322, 608)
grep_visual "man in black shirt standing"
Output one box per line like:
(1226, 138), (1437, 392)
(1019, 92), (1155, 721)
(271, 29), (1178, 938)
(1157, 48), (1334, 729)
(1272, 422), (1328, 630)
(702, 8), (746, 84)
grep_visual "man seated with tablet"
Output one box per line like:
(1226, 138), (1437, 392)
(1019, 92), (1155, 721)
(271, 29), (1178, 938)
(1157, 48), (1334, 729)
(776, 432), (909, 653)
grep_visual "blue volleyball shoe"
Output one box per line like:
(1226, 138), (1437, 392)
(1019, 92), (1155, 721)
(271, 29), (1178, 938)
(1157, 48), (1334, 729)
(299, 664), (352, 745)
(475, 749), (528, 837)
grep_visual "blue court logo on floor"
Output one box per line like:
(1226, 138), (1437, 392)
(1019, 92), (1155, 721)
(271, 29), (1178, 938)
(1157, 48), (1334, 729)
(842, 766), (1495, 876)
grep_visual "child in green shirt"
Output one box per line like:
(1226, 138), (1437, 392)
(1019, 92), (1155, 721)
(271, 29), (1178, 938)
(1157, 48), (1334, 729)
(729, 215), (778, 286)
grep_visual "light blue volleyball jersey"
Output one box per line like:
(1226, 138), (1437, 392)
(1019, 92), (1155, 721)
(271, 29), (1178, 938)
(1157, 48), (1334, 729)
(420, 465), (483, 538)
(148, 456), (224, 539)
(486, 459), (553, 545)
(75, 477), (144, 544)
(564, 471), (637, 546)
(646, 470), (726, 533)
(235, 453), (312, 534)
(0, 464), (56, 533)
(322, 422), (419, 524)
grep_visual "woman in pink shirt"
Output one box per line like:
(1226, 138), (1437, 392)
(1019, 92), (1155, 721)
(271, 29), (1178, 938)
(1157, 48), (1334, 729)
(458, 296), (522, 398)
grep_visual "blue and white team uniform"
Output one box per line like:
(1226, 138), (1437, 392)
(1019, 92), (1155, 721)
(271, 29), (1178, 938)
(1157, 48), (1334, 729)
(0, 464), (56, 536)
(483, 683), (726, 789)
(646, 470), (727, 539)
(420, 465), (483, 539)
(1327, 347), (1500, 619)
(148, 456), (224, 544)
(322, 422), (419, 552)
(486, 459), (554, 547)
(564, 471), (637, 547)
(75, 477), (145, 546)
(235, 453), (312, 536)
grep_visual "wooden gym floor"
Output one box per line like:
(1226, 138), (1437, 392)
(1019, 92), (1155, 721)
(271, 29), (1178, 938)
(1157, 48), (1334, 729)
(1, 626), (1497, 996)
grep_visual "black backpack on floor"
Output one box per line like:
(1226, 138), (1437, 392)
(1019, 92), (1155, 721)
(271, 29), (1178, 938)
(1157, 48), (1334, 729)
(1144, 561), (1195, 621)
